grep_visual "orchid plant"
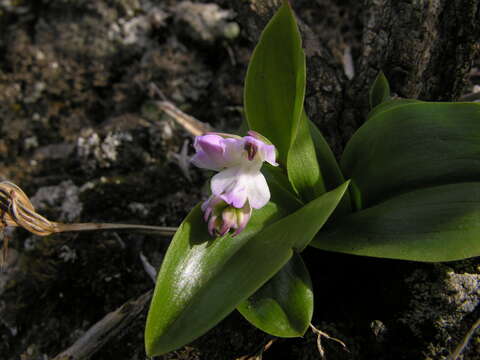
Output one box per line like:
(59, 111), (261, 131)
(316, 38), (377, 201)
(144, 1), (480, 356)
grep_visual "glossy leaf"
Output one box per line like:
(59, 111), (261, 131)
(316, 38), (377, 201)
(237, 253), (313, 337)
(263, 164), (303, 211)
(309, 117), (351, 216)
(145, 181), (349, 356)
(244, 1), (306, 165)
(311, 182), (480, 262)
(287, 111), (324, 201)
(308, 119), (344, 191)
(369, 71), (390, 109)
(342, 102), (480, 207)
(366, 98), (421, 121)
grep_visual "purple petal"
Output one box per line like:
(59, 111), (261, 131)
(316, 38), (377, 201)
(192, 134), (245, 170)
(220, 186), (247, 208)
(211, 166), (248, 208)
(220, 138), (244, 165)
(260, 144), (278, 166)
(191, 135), (226, 170)
(243, 136), (278, 166)
(207, 215), (218, 236)
(191, 152), (222, 171)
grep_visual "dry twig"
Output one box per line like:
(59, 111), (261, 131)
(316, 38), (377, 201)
(236, 338), (276, 360)
(52, 291), (152, 360)
(449, 315), (480, 360)
(157, 100), (212, 136)
(0, 181), (177, 269)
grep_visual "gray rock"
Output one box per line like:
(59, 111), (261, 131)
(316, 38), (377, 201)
(173, 1), (239, 43)
(31, 180), (83, 222)
(400, 265), (480, 358)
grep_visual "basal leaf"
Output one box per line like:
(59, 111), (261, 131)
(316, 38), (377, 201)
(366, 98), (421, 121)
(237, 253), (313, 337)
(308, 119), (344, 191)
(145, 181), (349, 356)
(369, 71), (391, 109)
(263, 165), (304, 215)
(244, 1), (306, 164)
(309, 118), (351, 216)
(342, 102), (480, 207)
(311, 182), (480, 262)
(287, 111), (324, 201)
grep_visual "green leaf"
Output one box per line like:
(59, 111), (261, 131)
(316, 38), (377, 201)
(237, 253), (313, 337)
(308, 118), (351, 216)
(366, 98), (421, 122)
(263, 164), (303, 211)
(308, 119), (344, 191)
(145, 181), (350, 356)
(369, 71), (390, 109)
(311, 182), (480, 262)
(287, 111), (324, 201)
(341, 102), (480, 207)
(244, 1), (306, 165)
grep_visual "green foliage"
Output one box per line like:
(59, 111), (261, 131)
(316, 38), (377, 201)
(244, 2), (305, 165)
(244, 2), (324, 203)
(308, 118), (345, 192)
(312, 82), (480, 262)
(312, 182), (480, 261)
(145, 182), (349, 356)
(342, 101), (480, 207)
(237, 253), (313, 337)
(287, 112), (324, 201)
(308, 116), (351, 216)
(366, 98), (421, 121)
(369, 71), (390, 109)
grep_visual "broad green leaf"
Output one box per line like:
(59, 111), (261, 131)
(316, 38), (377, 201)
(309, 118), (351, 216)
(244, 1), (306, 165)
(237, 253), (313, 337)
(145, 181), (349, 356)
(369, 71), (390, 109)
(287, 111), (324, 201)
(263, 164), (303, 211)
(308, 119), (344, 191)
(342, 102), (480, 207)
(366, 98), (421, 121)
(311, 182), (480, 262)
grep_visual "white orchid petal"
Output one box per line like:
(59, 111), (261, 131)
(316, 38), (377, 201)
(246, 172), (270, 209)
(211, 166), (248, 208)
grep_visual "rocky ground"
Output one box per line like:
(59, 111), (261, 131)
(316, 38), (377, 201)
(0, 1), (479, 359)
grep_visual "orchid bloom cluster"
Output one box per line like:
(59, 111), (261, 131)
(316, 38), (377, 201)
(191, 131), (278, 236)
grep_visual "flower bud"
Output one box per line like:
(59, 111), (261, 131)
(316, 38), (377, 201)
(221, 202), (252, 236)
(202, 195), (252, 237)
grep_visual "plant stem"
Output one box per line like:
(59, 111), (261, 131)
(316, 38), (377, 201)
(53, 222), (177, 236)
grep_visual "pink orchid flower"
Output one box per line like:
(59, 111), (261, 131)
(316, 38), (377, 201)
(191, 131), (278, 236)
